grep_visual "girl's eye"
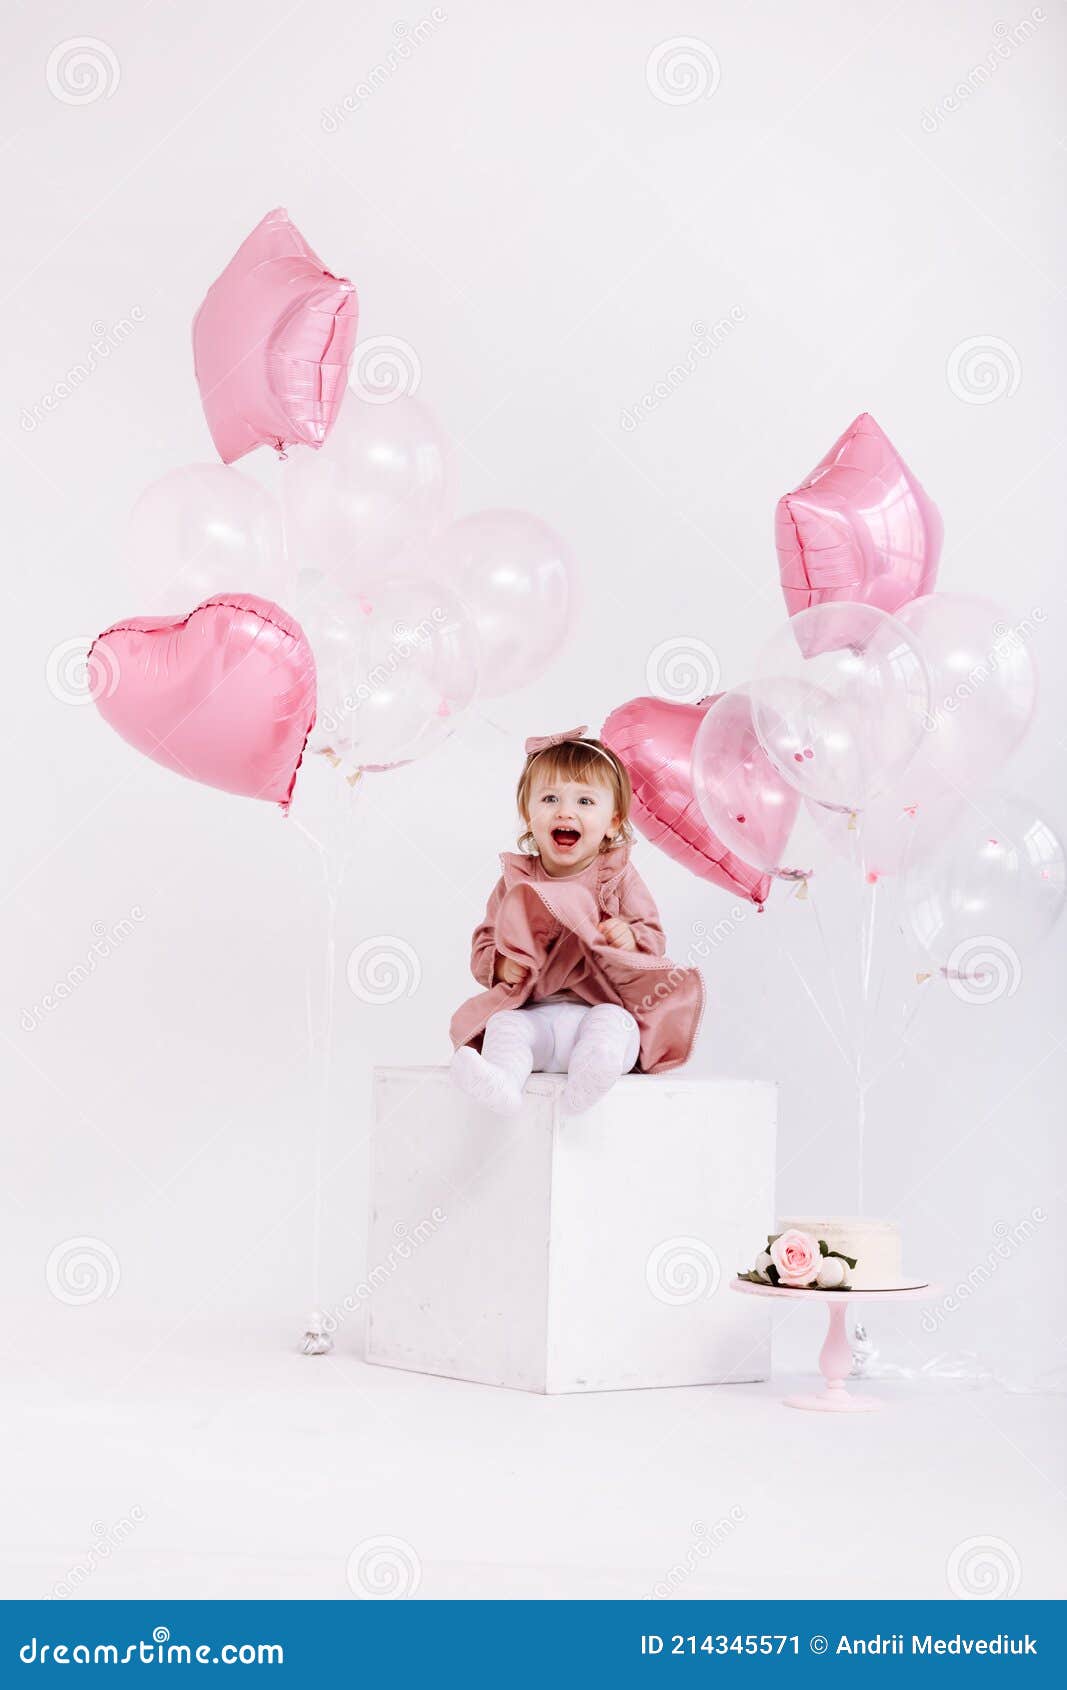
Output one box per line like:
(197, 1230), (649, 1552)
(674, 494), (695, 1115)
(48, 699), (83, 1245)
(540, 794), (557, 803)
(579, 796), (595, 805)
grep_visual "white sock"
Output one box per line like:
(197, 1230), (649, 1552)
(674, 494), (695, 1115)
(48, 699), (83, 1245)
(450, 1011), (540, 1118)
(561, 1004), (640, 1116)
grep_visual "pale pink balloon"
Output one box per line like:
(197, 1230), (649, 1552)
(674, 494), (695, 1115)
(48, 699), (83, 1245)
(193, 208), (358, 464)
(126, 463), (287, 615)
(691, 688), (806, 880)
(776, 413), (942, 631)
(601, 696), (772, 905)
(283, 395), (450, 584)
(432, 511), (573, 698)
(89, 594), (316, 810)
(896, 593), (1037, 788)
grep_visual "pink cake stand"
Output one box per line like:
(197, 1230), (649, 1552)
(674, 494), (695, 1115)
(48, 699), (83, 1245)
(730, 1279), (941, 1412)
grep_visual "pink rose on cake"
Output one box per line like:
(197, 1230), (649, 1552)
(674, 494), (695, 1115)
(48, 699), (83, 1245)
(738, 1229), (856, 1290)
(769, 1229), (821, 1287)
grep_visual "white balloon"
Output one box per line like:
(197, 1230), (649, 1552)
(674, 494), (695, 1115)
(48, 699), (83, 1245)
(127, 464), (285, 614)
(432, 510), (573, 697)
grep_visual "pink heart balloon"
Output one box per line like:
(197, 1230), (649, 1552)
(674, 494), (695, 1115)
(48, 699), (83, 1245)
(776, 412), (942, 628)
(601, 696), (772, 906)
(193, 208), (358, 464)
(89, 594), (316, 810)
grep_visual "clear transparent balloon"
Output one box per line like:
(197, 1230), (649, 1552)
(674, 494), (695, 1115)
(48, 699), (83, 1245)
(896, 593), (1037, 789)
(282, 395), (451, 587)
(126, 464), (287, 614)
(751, 603), (931, 813)
(900, 794), (1065, 979)
(431, 510), (574, 698)
(297, 576), (479, 773)
(691, 688), (806, 879)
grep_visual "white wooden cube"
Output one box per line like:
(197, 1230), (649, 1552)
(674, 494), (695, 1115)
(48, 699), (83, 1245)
(365, 1068), (776, 1394)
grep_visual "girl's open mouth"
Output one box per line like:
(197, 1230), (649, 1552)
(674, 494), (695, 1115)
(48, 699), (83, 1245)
(551, 827), (581, 851)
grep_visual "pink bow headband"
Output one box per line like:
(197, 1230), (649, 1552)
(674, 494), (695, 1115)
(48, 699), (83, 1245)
(523, 725), (618, 768)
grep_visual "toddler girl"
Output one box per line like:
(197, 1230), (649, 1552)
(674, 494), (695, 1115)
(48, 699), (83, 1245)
(449, 725), (704, 1117)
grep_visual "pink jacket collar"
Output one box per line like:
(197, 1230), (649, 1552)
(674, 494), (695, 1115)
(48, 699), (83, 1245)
(499, 841), (632, 900)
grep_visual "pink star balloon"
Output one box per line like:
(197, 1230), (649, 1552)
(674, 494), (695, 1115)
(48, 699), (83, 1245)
(192, 208), (358, 464)
(776, 412), (942, 625)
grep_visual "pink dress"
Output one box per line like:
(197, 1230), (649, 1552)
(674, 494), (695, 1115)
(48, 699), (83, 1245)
(449, 841), (705, 1074)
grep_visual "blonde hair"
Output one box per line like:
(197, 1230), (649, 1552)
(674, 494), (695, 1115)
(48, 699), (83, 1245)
(516, 736), (633, 856)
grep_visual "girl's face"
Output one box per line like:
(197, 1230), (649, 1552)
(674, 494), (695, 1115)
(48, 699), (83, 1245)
(526, 769), (620, 876)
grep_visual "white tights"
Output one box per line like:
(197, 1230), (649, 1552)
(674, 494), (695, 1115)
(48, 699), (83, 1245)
(450, 1001), (641, 1119)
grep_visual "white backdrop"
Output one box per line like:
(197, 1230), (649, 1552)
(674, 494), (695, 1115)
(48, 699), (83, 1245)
(2, 0), (1064, 1391)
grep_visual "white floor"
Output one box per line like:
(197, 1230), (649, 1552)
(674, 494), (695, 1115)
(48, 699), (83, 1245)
(3, 1323), (1063, 1602)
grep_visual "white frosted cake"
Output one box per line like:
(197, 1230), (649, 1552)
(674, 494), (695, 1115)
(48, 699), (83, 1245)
(777, 1216), (903, 1289)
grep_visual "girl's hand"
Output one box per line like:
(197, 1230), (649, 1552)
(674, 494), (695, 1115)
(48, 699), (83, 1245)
(494, 953), (529, 986)
(598, 917), (637, 951)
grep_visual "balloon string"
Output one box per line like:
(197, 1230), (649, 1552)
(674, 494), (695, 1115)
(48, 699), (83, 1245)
(782, 947), (855, 1075)
(804, 877), (856, 1069)
(295, 766), (365, 1354)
